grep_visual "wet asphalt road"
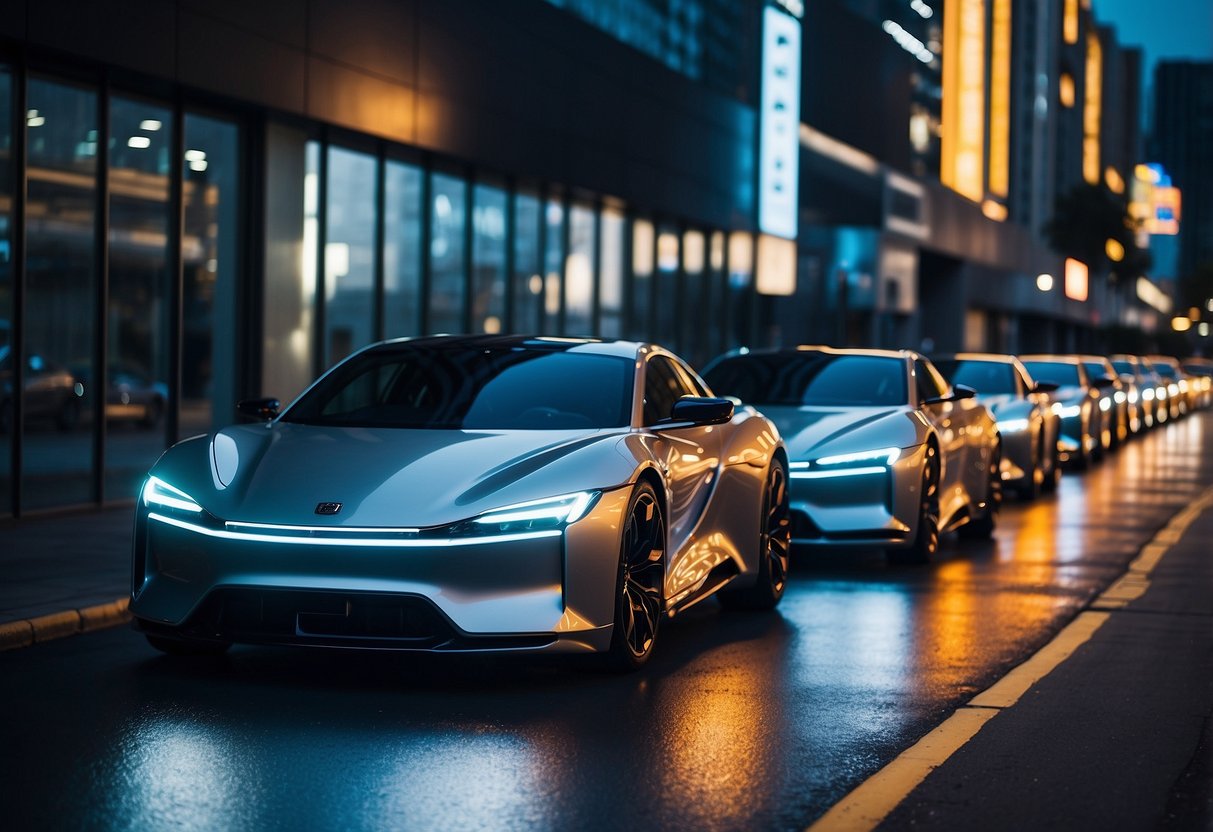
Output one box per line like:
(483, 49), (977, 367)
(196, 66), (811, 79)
(2, 412), (1211, 831)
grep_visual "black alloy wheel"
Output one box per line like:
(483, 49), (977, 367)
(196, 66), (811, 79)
(963, 441), (1001, 539)
(719, 458), (791, 610)
(604, 482), (666, 671)
(889, 443), (940, 565)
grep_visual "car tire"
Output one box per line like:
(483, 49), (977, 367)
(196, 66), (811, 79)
(145, 633), (232, 656)
(1042, 439), (1061, 494)
(962, 442), (1001, 539)
(719, 458), (791, 611)
(888, 443), (939, 566)
(601, 481), (665, 671)
(1015, 434), (1042, 501)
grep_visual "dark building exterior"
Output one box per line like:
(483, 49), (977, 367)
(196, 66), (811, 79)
(1151, 61), (1213, 288)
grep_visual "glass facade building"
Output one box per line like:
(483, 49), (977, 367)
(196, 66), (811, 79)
(0, 0), (761, 516)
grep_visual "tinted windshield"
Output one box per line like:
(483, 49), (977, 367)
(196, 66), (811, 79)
(1112, 361), (1134, 375)
(703, 352), (906, 407)
(934, 359), (1016, 395)
(283, 346), (633, 429)
(1152, 363), (1178, 379)
(1022, 361), (1080, 388)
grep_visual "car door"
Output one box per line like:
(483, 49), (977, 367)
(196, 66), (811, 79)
(915, 357), (969, 526)
(642, 353), (724, 597)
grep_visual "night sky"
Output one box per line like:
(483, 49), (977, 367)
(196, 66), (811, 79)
(1095, 0), (1213, 82)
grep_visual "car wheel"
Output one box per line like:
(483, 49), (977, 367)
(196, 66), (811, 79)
(1015, 433), (1042, 500)
(1042, 437), (1061, 493)
(602, 481), (665, 671)
(719, 458), (791, 611)
(145, 633), (232, 656)
(962, 442), (1001, 539)
(888, 443), (939, 565)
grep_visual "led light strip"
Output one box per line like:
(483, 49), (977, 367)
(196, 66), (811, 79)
(790, 466), (888, 479)
(150, 512), (561, 547)
(225, 520), (422, 534)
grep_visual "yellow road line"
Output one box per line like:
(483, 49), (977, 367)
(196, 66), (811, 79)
(806, 481), (1213, 832)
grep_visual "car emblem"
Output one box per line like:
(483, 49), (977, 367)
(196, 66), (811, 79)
(315, 502), (343, 515)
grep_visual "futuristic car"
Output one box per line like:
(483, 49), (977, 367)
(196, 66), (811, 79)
(1080, 355), (1129, 447)
(1147, 355), (1194, 416)
(934, 353), (1061, 499)
(1139, 356), (1182, 421)
(1020, 355), (1113, 468)
(703, 347), (1001, 565)
(1112, 354), (1168, 428)
(130, 335), (790, 670)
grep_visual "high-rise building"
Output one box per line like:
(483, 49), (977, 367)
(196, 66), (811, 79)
(1151, 61), (1213, 284)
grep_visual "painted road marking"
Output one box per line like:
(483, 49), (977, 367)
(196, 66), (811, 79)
(806, 482), (1213, 832)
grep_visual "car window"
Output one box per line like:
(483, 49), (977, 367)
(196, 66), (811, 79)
(914, 359), (947, 403)
(644, 355), (697, 425)
(1022, 361), (1081, 388)
(282, 346), (634, 430)
(935, 359), (1017, 395)
(702, 352), (907, 407)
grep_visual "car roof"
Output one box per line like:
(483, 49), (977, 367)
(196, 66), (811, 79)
(1020, 354), (1080, 364)
(728, 345), (916, 361)
(938, 352), (1019, 364)
(365, 334), (646, 360)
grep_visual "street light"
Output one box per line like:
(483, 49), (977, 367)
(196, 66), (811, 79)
(1036, 273), (1054, 292)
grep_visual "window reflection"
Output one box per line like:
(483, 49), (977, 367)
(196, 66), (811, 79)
(23, 78), (96, 510)
(428, 172), (466, 334)
(599, 207), (625, 338)
(471, 183), (506, 334)
(105, 96), (171, 499)
(565, 204), (595, 335)
(512, 191), (542, 334)
(383, 160), (422, 339)
(182, 114), (238, 436)
(543, 198), (564, 333)
(324, 147), (376, 365)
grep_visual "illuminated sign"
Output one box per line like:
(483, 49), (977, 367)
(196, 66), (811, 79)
(1136, 277), (1172, 315)
(1149, 187), (1182, 235)
(1064, 0), (1079, 43)
(758, 6), (801, 240)
(755, 234), (797, 296)
(987, 0), (1012, 197)
(1065, 257), (1088, 302)
(941, 0), (986, 203)
(1083, 31), (1102, 185)
(1059, 73), (1075, 108)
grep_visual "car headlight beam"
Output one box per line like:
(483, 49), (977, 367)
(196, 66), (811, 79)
(790, 446), (901, 479)
(470, 491), (598, 534)
(997, 418), (1029, 433)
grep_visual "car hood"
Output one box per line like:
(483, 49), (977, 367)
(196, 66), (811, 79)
(758, 405), (920, 461)
(152, 422), (636, 527)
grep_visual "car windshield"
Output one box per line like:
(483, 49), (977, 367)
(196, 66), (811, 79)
(934, 359), (1016, 395)
(1022, 361), (1080, 388)
(1082, 362), (1111, 382)
(282, 345), (634, 429)
(1112, 360), (1134, 375)
(703, 352), (906, 407)
(1152, 363), (1178, 379)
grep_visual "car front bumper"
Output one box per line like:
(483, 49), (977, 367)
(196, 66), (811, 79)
(129, 488), (632, 653)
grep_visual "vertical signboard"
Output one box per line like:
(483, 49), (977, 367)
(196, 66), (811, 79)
(941, 0), (987, 203)
(987, 0), (1012, 198)
(758, 5), (801, 240)
(1083, 31), (1102, 185)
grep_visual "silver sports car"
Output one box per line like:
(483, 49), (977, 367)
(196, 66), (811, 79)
(131, 336), (790, 670)
(933, 353), (1061, 499)
(703, 347), (1001, 564)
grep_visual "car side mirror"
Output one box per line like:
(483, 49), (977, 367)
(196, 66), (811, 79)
(237, 398), (280, 421)
(1033, 381), (1059, 394)
(924, 383), (976, 406)
(1091, 375), (1117, 389)
(661, 397), (734, 428)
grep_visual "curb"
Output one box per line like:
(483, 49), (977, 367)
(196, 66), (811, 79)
(0, 597), (131, 652)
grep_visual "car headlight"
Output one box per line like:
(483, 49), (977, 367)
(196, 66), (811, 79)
(1114, 391), (1126, 404)
(1099, 397), (1112, 412)
(1129, 390), (1139, 404)
(1143, 388), (1155, 401)
(459, 491), (599, 536)
(997, 418), (1029, 433)
(142, 476), (203, 515)
(789, 446), (900, 479)
(1053, 403), (1082, 419)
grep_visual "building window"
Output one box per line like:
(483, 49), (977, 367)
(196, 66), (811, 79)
(630, 218), (655, 340)
(565, 203), (596, 336)
(471, 181), (507, 334)
(543, 197), (564, 333)
(512, 190), (542, 334)
(599, 206), (625, 338)
(428, 171), (466, 334)
(383, 159), (423, 339)
(106, 95), (172, 499)
(324, 146), (377, 365)
(23, 78), (97, 510)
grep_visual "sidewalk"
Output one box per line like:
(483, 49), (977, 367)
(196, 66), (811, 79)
(0, 504), (135, 649)
(868, 490), (1213, 830)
